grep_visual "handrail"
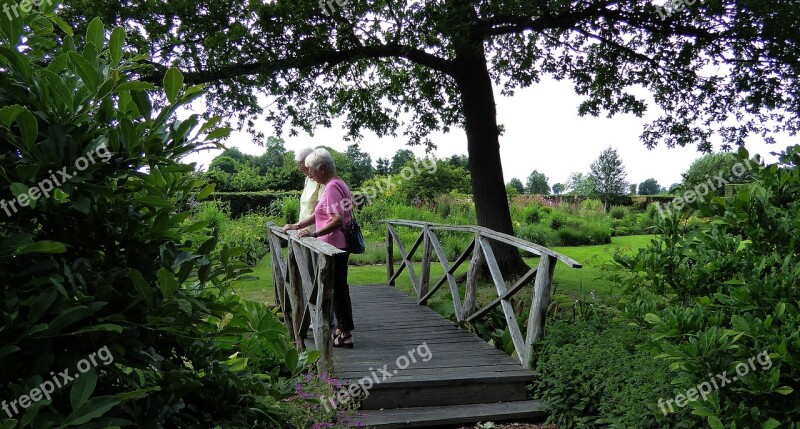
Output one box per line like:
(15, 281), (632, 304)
(267, 222), (345, 372)
(384, 219), (582, 369)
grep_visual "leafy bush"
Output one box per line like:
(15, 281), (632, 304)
(521, 205), (542, 224)
(214, 191), (300, 218)
(557, 222), (611, 246)
(192, 200), (232, 233)
(517, 223), (557, 247)
(435, 193), (456, 218)
(609, 205), (628, 220)
(580, 198), (605, 214)
(270, 195), (300, 225)
(549, 214), (565, 230)
(0, 15), (307, 427)
(534, 315), (689, 429)
(614, 146), (800, 428)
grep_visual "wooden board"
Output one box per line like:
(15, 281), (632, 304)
(307, 285), (536, 410)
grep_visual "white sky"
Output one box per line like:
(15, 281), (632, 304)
(182, 76), (788, 189)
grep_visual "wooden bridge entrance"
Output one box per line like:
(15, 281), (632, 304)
(267, 220), (581, 428)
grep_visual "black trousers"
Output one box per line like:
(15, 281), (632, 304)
(332, 252), (354, 332)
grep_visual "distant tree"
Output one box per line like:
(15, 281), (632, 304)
(508, 178), (525, 194)
(682, 152), (755, 198)
(209, 156), (238, 174)
(505, 183), (520, 199)
(252, 136), (287, 175)
(220, 147), (248, 164)
(638, 178), (661, 195)
(447, 154), (470, 170)
(395, 161), (471, 201)
(552, 183), (565, 195)
(629, 183), (638, 195)
(390, 149), (416, 174)
(525, 170), (550, 195)
(566, 172), (595, 196)
(345, 144), (374, 188)
(589, 147), (628, 211)
(375, 157), (391, 175)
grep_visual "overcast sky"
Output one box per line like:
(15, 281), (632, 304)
(182, 75), (787, 189)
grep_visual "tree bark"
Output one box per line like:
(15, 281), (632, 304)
(453, 39), (528, 276)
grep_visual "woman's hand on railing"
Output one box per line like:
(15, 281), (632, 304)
(297, 229), (314, 239)
(282, 223), (300, 233)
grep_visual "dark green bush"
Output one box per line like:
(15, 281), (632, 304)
(517, 223), (557, 247)
(557, 223), (611, 246)
(549, 214), (565, 230)
(522, 205), (542, 224)
(214, 191), (299, 218)
(609, 205), (628, 219)
(0, 15), (309, 428)
(614, 146), (800, 428)
(534, 316), (692, 429)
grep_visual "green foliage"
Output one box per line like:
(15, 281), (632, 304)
(521, 205), (542, 224)
(557, 222), (612, 246)
(214, 191), (299, 218)
(516, 223), (558, 247)
(0, 15), (305, 428)
(390, 159), (471, 202)
(345, 143), (374, 188)
(390, 149), (415, 174)
(526, 170), (551, 195)
(614, 146), (800, 428)
(681, 152), (754, 198)
(609, 205), (628, 220)
(589, 147), (628, 211)
(271, 196), (301, 225)
(638, 178), (661, 195)
(552, 183), (565, 195)
(566, 172), (596, 196)
(534, 316), (689, 429)
(508, 178), (525, 194)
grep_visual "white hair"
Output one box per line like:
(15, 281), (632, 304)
(294, 147), (314, 163)
(305, 148), (336, 173)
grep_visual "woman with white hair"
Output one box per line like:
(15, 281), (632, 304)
(295, 148), (324, 235)
(283, 147), (355, 348)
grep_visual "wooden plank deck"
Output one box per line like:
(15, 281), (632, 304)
(311, 284), (543, 428)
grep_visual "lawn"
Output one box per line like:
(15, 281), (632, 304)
(232, 234), (655, 308)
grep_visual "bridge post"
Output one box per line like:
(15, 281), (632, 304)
(526, 254), (557, 367)
(386, 223), (395, 286)
(419, 224), (432, 298)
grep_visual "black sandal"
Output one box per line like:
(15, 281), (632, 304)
(333, 332), (353, 348)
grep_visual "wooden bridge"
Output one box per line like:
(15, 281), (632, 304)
(267, 220), (581, 428)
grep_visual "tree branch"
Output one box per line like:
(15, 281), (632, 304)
(142, 44), (454, 85)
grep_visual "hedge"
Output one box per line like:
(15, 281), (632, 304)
(213, 191), (300, 218)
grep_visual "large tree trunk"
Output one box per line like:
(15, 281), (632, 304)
(453, 40), (528, 276)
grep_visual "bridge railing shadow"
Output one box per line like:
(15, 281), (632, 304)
(384, 220), (582, 369)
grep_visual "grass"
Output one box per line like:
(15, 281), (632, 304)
(232, 235), (655, 308)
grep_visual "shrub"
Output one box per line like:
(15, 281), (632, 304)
(614, 147), (800, 428)
(0, 16), (307, 427)
(521, 205), (542, 224)
(645, 202), (660, 220)
(549, 214), (565, 230)
(193, 200), (232, 233)
(271, 195), (301, 225)
(534, 316), (689, 429)
(580, 198), (605, 214)
(609, 205), (628, 220)
(556, 222), (611, 246)
(435, 193), (456, 218)
(517, 224), (558, 247)
(215, 191), (300, 218)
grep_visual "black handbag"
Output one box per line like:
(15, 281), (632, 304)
(331, 181), (365, 254)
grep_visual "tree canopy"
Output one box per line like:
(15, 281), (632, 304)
(589, 147), (628, 210)
(59, 0), (800, 270)
(525, 170), (551, 195)
(638, 178), (661, 195)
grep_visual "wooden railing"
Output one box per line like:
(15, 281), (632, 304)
(267, 222), (345, 372)
(385, 220), (582, 369)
